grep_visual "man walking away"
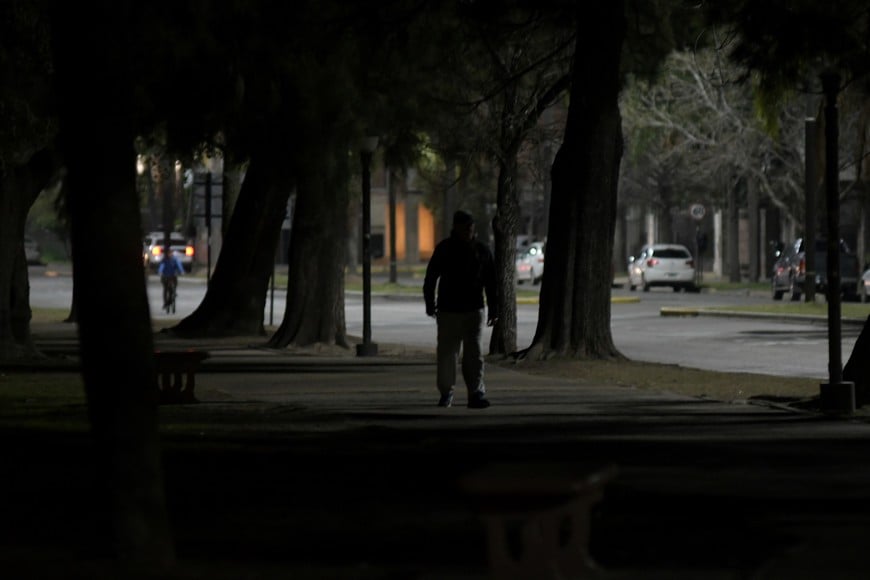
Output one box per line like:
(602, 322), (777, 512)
(423, 210), (498, 408)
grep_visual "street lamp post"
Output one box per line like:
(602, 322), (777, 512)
(357, 135), (379, 357)
(388, 174), (398, 284)
(804, 112), (818, 303)
(818, 70), (854, 413)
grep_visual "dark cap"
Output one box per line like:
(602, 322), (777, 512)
(453, 210), (474, 226)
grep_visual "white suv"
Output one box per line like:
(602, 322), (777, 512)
(143, 232), (195, 272)
(628, 243), (696, 292)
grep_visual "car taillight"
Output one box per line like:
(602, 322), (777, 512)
(646, 258), (660, 267)
(185, 245), (194, 257)
(152, 246), (162, 257)
(798, 258), (805, 274)
(686, 259), (694, 267)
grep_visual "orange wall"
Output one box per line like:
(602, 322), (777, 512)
(419, 205), (435, 260)
(381, 198), (436, 262)
(384, 203), (408, 259)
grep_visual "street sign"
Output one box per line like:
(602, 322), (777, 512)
(690, 204), (706, 221)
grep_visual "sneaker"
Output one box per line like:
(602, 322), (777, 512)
(467, 395), (490, 409)
(438, 393), (454, 407)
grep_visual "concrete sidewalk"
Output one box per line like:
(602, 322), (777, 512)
(187, 352), (870, 579)
(13, 322), (870, 578)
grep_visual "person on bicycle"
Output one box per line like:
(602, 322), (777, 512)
(158, 250), (185, 311)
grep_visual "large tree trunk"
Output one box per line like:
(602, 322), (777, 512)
(222, 155), (247, 237)
(489, 154), (520, 356)
(170, 147), (291, 337)
(0, 149), (60, 360)
(526, 0), (625, 360)
(488, 73), (570, 357)
(269, 140), (350, 348)
(51, 0), (174, 569)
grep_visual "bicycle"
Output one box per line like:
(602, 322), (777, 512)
(162, 276), (177, 314)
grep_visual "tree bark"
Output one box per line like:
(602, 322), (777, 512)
(388, 166), (400, 283)
(748, 177), (760, 282)
(0, 149), (61, 360)
(489, 155), (520, 355)
(152, 152), (175, 247)
(488, 75), (570, 357)
(728, 182), (741, 282)
(171, 147), (291, 337)
(269, 140), (350, 348)
(51, 0), (174, 569)
(526, 0), (625, 361)
(222, 156), (247, 237)
(137, 154), (159, 231)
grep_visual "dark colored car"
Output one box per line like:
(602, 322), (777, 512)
(770, 238), (859, 301)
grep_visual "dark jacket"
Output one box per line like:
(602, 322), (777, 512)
(423, 235), (497, 318)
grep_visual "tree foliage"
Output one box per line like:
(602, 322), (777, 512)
(0, 0), (56, 171)
(708, 1), (870, 100)
(620, 47), (809, 224)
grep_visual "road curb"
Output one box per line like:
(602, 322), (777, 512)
(371, 294), (641, 305)
(660, 307), (700, 317)
(612, 296), (641, 304)
(660, 306), (867, 327)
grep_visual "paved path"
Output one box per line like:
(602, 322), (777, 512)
(8, 323), (870, 578)
(180, 344), (870, 578)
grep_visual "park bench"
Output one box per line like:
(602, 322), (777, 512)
(459, 462), (617, 580)
(154, 349), (209, 404)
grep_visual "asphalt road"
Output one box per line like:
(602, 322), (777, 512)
(27, 265), (863, 380)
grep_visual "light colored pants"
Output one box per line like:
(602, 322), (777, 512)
(436, 309), (486, 397)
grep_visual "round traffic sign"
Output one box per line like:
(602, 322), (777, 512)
(690, 204), (706, 221)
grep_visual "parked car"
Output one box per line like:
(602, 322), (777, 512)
(515, 241), (545, 285)
(770, 238), (859, 301)
(627, 243), (696, 292)
(860, 266), (870, 303)
(143, 231), (195, 272)
(24, 236), (42, 265)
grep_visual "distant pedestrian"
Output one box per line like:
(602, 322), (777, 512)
(423, 210), (498, 408)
